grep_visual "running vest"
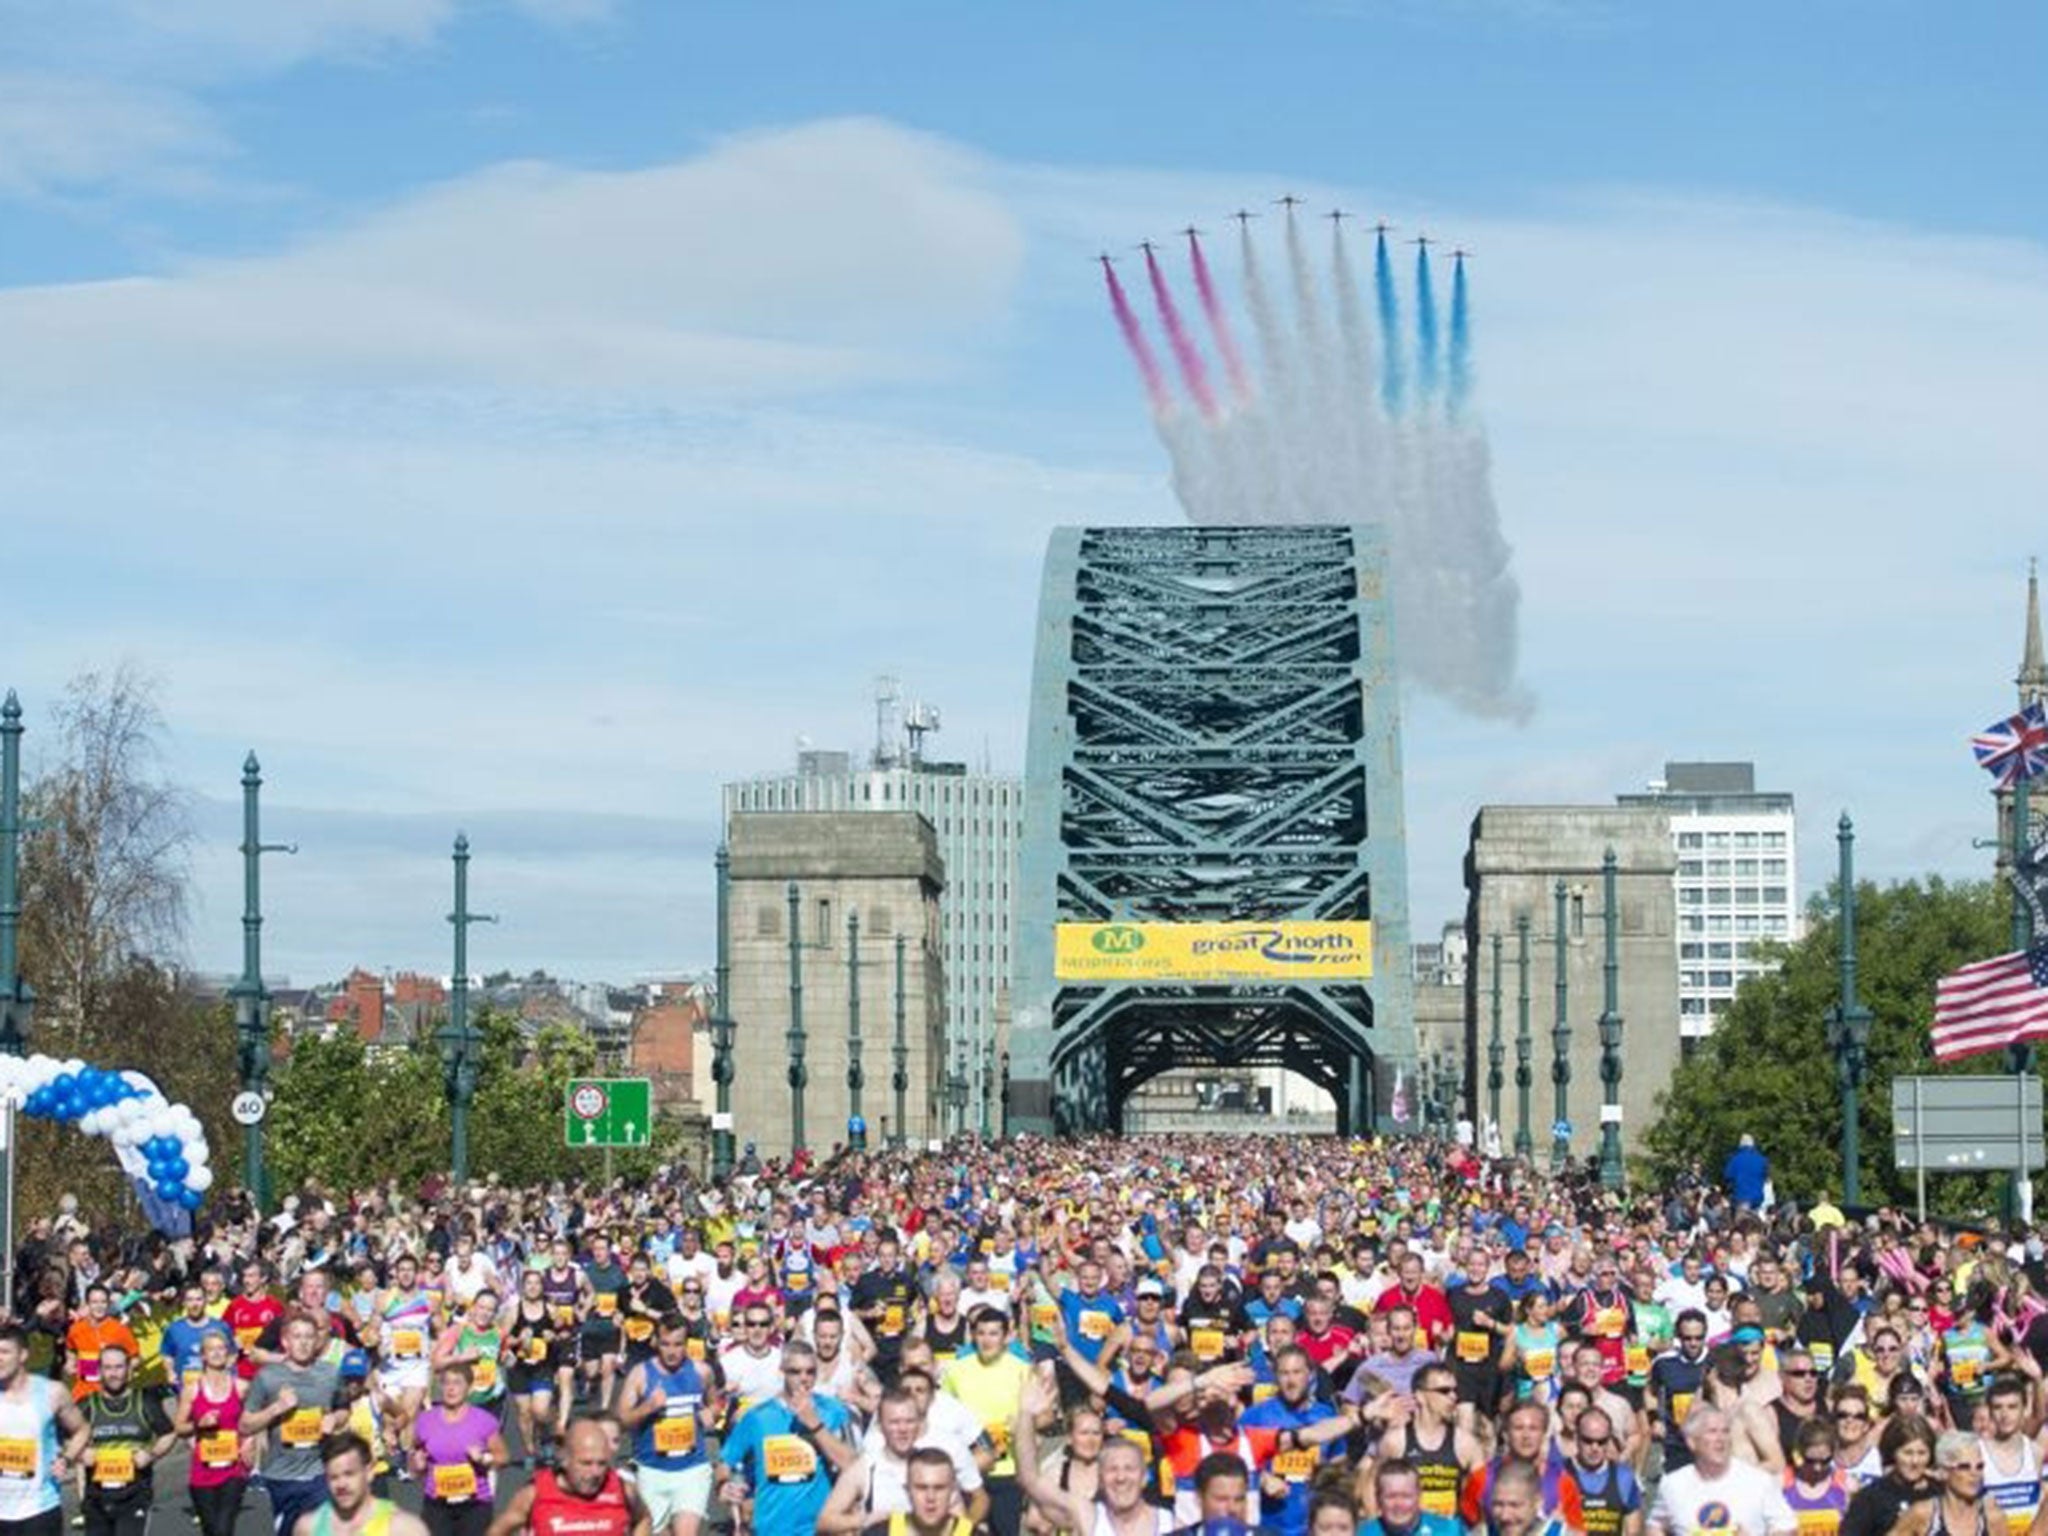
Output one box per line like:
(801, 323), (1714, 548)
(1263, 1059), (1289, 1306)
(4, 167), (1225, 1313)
(83, 1389), (155, 1500)
(633, 1359), (707, 1471)
(1406, 1421), (1465, 1519)
(309, 1499), (396, 1536)
(924, 1313), (967, 1356)
(885, 1516), (972, 1536)
(457, 1326), (503, 1401)
(530, 1467), (632, 1536)
(1980, 1435), (2042, 1530)
(1565, 1461), (1637, 1536)
(382, 1290), (433, 1366)
(1782, 1473), (1849, 1536)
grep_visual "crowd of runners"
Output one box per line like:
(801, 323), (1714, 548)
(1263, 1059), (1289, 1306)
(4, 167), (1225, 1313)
(4, 1134), (2048, 1536)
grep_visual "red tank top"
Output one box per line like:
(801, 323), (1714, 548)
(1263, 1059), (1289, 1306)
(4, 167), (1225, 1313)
(188, 1377), (246, 1489)
(529, 1469), (630, 1536)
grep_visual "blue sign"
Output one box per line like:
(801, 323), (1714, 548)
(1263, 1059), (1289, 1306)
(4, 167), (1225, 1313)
(848, 1116), (867, 1135)
(1552, 1120), (1573, 1140)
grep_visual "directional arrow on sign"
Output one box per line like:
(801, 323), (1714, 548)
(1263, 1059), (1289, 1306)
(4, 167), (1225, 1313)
(623, 1120), (638, 1145)
(583, 1121), (597, 1144)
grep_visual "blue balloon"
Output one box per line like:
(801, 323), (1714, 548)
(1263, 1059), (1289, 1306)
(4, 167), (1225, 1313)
(178, 1189), (202, 1211)
(166, 1157), (188, 1182)
(154, 1180), (181, 1202)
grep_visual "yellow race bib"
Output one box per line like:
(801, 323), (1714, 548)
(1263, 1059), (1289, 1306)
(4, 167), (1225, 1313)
(1078, 1310), (1112, 1341)
(431, 1462), (478, 1501)
(198, 1431), (239, 1468)
(281, 1409), (323, 1447)
(1272, 1449), (1317, 1481)
(391, 1329), (424, 1359)
(624, 1318), (654, 1343)
(761, 1434), (817, 1483)
(653, 1415), (697, 1456)
(525, 1336), (549, 1364)
(595, 1294), (618, 1317)
(1456, 1330), (1490, 1363)
(1191, 1328), (1226, 1361)
(473, 1359), (499, 1393)
(91, 1447), (136, 1486)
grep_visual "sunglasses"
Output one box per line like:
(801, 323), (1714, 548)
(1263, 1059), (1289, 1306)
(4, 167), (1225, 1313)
(1782, 1368), (1818, 1378)
(1836, 1412), (1870, 1424)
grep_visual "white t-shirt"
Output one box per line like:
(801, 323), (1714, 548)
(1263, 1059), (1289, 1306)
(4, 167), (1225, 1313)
(960, 1285), (1012, 1318)
(852, 1439), (984, 1517)
(862, 1395), (985, 1461)
(446, 1255), (500, 1305)
(1650, 1457), (1796, 1536)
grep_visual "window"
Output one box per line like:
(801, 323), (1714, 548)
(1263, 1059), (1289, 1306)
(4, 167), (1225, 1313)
(1763, 886), (1788, 905)
(1735, 859), (1758, 877)
(1681, 997), (1707, 1015)
(1763, 831), (1787, 849)
(1764, 915), (1789, 934)
(1679, 860), (1702, 877)
(1679, 888), (1704, 906)
(1707, 859), (1731, 877)
(1735, 886), (1760, 905)
(1678, 832), (1704, 850)
(1681, 970), (1705, 988)
(1708, 942), (1733, 959)
(1735, 914), (1760, 935)
(1682, 916), (1705, 934)
(1707, 832), (1731, 849)
(757, 905), (781, 937)
(1763, 859), (1787, 877)
(1709, 997), (1731, 1014)
(1709, 970), (1733, 988)
(1708, 916), (1731, 934)
(1570, 891), (1586, 940)
(1681, 943), (1704, 960)
(1708, 889), (1732, 906)
(816, 898), (834, 946)
(1736, 832), (1760, 849)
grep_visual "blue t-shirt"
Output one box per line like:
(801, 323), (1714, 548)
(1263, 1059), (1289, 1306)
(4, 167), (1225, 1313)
(1059, 1290), (1124, 1364)
(1241, 1395), (1342, 1536)
(720, 1395), (853, 1536)
(633, 1358), (709, 1472)
(161, 1317), (232, 1383)
(1361, 1515), (1463, 1536)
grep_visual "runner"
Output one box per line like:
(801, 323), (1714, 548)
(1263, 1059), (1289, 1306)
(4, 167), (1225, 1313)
(377, 1254), (438, 1453)
(76, 1344), (175, 1536)
(616, 1316), (719, 1536)
(294, 1432), (428, 1536)
(408, 1363), (507, 1536)
(173, 1327), (249, 1536)
(484, 1419), (651, 1536)
(245, 1313), (352, 1536)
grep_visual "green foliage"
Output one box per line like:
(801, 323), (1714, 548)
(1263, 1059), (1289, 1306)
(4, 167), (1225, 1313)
(1645, 876), (2017, 1215)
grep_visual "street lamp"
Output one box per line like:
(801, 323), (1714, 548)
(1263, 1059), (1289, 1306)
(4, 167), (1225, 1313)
(1596, 848), (1625, 1191)
(785, 882), (808, 1155)
(709, 845), (736, 1181)
(1514, 914), (1533, 1158)
(945, 1062), (968, 1137)
(229, 752), (293, 1211)
(0, 692), (32, 1059)
(438, 833), (496, 1185)
(845, 910), (866, 1153)
(1551, 878), (1572, 1174)
(891, 935), (908, 1150)
(1823, 813), (1872, 1206)
(1487, 934), (1505, 1137)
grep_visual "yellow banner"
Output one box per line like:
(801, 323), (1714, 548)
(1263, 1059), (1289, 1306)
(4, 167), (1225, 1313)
(1054, 921), (1374, 981)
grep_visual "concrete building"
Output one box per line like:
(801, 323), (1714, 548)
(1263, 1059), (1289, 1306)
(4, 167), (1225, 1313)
(1463, 805), (1680, 1162)
(725, 811), (948, 1160)
(1618, 762), (1797, 1052)
(723, 745), (1022, 1133)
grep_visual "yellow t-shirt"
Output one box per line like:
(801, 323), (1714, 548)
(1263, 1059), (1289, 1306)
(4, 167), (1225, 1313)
(939, 1352), (1033, 1476)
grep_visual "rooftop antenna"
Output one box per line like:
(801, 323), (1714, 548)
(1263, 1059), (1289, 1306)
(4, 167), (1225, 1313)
(903, 701), (941, 766)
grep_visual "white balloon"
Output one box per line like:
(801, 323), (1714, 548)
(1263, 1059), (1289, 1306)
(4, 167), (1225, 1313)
(60, 1059), (84, 1076)
(186, 1141), (210, 1165)
(186, 1166), (213, 1192)
(110, 1123), (141, 1149)
(79, 1109), (104, 1136)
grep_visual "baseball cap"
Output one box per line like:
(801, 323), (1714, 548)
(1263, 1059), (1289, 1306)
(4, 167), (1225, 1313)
(339, 1349), (371, 1379)
(1135, 1278), (1165, 1298)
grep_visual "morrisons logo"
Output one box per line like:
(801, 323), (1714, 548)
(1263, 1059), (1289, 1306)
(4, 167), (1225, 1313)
(1090, 925), (1146, 954)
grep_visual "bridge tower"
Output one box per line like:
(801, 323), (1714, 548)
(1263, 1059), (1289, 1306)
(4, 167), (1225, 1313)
(1009, 525), (1417, 1135)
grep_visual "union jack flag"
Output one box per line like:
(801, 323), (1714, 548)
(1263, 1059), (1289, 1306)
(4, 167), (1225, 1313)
(1972, 701), (2048, 789)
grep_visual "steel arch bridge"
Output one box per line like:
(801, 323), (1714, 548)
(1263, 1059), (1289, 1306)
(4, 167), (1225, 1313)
(1009, 525), (1417, 1136)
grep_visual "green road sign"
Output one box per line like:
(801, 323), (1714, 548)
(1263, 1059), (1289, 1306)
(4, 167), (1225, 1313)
(564, 1078), (652, 1148)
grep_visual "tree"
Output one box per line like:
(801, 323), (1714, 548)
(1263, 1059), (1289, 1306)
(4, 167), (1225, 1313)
(1644, 875), (2013, 1214)
(265, 1030), (446, 1195)
(18, 665), (190, 1040)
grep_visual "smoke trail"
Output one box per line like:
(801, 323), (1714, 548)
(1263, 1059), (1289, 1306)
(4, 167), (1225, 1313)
(1374, 228), (1404, 413)
(1144, 244), (1218, 419)
(1415, 243), (1440, 403)
(1448, 251), (1472, 417)
(1241, 216), (1309, 519)
(1187, 230), (1251, 403)
(1102, 258), (1172, 419)
(1285, 207), (1342, 521)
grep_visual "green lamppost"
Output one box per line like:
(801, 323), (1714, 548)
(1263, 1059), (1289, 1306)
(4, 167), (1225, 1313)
(0, 692), (31, 1058)
(709, 845), (736, 1181)
(945, 1062), (968, 1137)
(229, 753), (293, 1210)
(1514, 914), (1533, 1158)
(845, 910), (866, 1153)
(999, 1050), (1011, 1138)
(980, 1039), (995, 1139)
(785, 882), (807, 1155)
(1823, 813), (1872, 1206)
(438, 833), (495, 1185)
(1487, 934), (1505, 1136)
(1596, 848), (1625, 1191)
(891, 934), (908, 1149)
(1551, 878), (1571, 1173)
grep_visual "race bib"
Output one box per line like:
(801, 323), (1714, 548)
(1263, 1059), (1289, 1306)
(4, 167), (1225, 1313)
(991, 1273), (1012, 1292)
(281, 1409), (323, 1447)
(1798, 1513), (1842, 1536)
(653, 1415), (697, 1456)
(761, 1434), (817, 1484)
(595, 1294), (618, 1316)
(1456, 1330), (1490, 1363)
(1078, 1310), (1112, 1341)
(685, 1339), (706, 1363)
(1191, 1328), (1226, 1361)
(1954, 1358), (1982, 1389)
(234, 1326), (261, 1350)
(1272, 1449), (1317, 1481)
(1422, 1489), (1458, 1517)
(1595, 1306), (1627, 1338)
(431, 1462), (478, 1501)
(552, 1306), (577, 1328)
(986, 1421), (1013, 1458)
(1525, 1349), (1554, 1378)
(1625, 1345), (1651, 1376)
(1811, 1342), (1834, 1372)
(0, 1439), (33, 1478)
(1028, 1303), (1057, 1335)
(391, 1329), (424, 1360)
(525, 1336), (549, 1364)
(1253, 1382), (1279, 1403)
(198, 1432), (239, 1468)
(624, 1319), (654, 1343)
(91, 1447), (135, 1486)
(1671, 1392), (1695, 1426)
(882, 1305), (906, 1336)
(712, 1311), (731, 1334)
(473, 1359), (499, 1393)
(1693, 1499), (1736, 1536)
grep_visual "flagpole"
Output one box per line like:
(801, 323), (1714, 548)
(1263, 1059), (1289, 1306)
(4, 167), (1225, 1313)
(2011, 776), (2034, 1222)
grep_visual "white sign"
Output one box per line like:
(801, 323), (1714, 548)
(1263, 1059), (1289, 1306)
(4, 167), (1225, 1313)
(230, 1091), (267, 1126)
(569, 1083), (608, 1120)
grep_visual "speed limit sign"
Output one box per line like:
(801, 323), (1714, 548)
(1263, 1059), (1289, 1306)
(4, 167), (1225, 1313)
(570, 1083), (609, 1120)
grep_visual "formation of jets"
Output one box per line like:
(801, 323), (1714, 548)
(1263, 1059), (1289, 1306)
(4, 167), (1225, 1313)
(1098, 203), (1468, 263)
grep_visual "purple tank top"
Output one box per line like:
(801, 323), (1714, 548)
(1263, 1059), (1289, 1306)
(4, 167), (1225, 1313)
(415, 1406), (497, 1504)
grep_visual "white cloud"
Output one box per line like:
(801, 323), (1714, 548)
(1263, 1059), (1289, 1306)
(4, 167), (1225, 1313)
(0, 71), (231, 195)
(0, 119), (1025, 404)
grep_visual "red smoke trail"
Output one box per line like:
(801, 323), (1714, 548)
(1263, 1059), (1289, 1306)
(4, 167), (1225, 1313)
(1144, 244), (1217, 419)
(1102, 259), (1172, 418)
(1187, 230), (1251, 403)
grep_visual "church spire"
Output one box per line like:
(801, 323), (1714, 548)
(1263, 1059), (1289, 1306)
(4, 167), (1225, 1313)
(2022, 558), (2047, 707)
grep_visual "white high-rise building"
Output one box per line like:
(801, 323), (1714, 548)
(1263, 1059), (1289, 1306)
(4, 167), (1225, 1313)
(722, 737), (1022, 1131)
(1618, 762), (1798, 1053)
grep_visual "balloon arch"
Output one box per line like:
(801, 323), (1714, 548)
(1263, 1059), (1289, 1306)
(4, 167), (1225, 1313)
(0, 1054), (213, 1234)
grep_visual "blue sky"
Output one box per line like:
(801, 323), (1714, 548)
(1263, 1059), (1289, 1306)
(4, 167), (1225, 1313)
(2, 0), (2045, 984)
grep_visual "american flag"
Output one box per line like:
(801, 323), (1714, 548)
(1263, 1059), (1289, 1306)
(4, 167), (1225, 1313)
(1972, 701), (2048, 789)
(1932, 943), (2048, 1061)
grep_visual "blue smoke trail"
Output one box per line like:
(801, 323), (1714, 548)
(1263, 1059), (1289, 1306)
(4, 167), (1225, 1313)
(1415, 243), (1440, 402)
(1374, 228), (1404, 413)
(1448, 251), (1471, 417)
